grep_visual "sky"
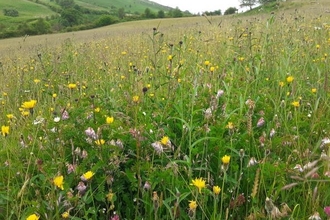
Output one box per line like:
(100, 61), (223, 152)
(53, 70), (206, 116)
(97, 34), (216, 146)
(151, 0), (244, 14)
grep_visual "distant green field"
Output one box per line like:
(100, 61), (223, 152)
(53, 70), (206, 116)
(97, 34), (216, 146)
(77, 0), (171, 13)
(0, 0), (56, 18)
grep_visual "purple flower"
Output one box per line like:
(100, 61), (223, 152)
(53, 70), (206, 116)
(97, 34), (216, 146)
(324, 206), (330, 216)
(111, 214), (120, 220)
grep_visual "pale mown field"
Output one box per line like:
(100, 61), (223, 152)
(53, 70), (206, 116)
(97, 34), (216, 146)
(1, 2), (330, 219)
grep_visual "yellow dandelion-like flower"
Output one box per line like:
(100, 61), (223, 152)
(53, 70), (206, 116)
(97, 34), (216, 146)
(34, 79), (40, 84)
(311, 88), (317, 93)
(190, 177), (206, 193)
(291, 101), (300, 107)
(26, 214), (40, 220)
(286, 76), (294, 83)
(226, 122), (234, 130)
(95, 139), (105, 146)
(204, 60), (210, 66)
(94, 107), (100, 113)
(106, 116), (114, 124)
(213, 185), (221, 195)
(1, 125), (10, 136)
(221, 155), (231, 164)
(188, 200), (198, 211)
(132, 95), (139, 103)
(53, 175), (64, 190)
(21, 100), (37, 109)
(82, 171), (94, 181)
(6, 114), (14, 120)
(61, 211), (70, 218)
(68, 83), (77, 89)
(22, 111), (30, 116)
(279, 81), (285, 87)
(168, 55), (173, 61)
(210, 66), (215, 72)
(52, 93), (57, 98)
(316, 44), (320, 49)
(160, 136), (169, 145)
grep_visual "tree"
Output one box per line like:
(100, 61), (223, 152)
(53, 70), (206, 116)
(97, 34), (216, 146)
(31, 18), (51, 34)
(157, 10), (165, 18)
(224, 7), (238, 15)
(3, 8), (19, 17)
(95, 15), (118, 27)
(60, 8), (81, 26)
(118, 8), (125, 19)
(239, 0), (257, 10)
(172, 7), (183, 18)
(258, 0), (276, 4)
(58, 0), (75, 8)
(144, 8), (155, 18)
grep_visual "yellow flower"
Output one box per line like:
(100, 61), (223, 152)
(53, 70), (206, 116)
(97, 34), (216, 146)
(316, 44), (320, 49)
(188, 200), (198, 211)
(53, 175), (64, 190)
(34, 79), (40, 84)
(26, 214), (39, 220)
(68, 83), (77, 89)
(95, 139), (105, 145)
(106, 191), (115, 202)
(213, 185), (221, 195)
(279, 81), (285, 87)
(132, 95), (139, 103)
(210, 66), (215, 72)
(61, 211), (70, 218)
(226, 122), (234, 130)
(106, 116), (114, 124)
(52, 93), (57, 98)
(286, 76), (294, 83)
(22, 111), (30, 116)
(221, 155), (231, 164)
(160, 136), (169, 145)
(191, 177), (206, 193)
(1, 125), (10, 136)
(168, 55), (173, 61)
(292, 101), (300, 107)
(21, 100), (37, 109)
(204, 60), (210, 66)
(311, 88), (317, 93)
(6, 114), (14, 119)
(82, 171), (94, 181)
(94, 107), (100, 113)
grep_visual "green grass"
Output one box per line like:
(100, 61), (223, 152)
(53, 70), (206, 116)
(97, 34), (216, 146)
(1, 3), (330, 220)
(0, 0), (56, 18)
(76, 0), (172, 13)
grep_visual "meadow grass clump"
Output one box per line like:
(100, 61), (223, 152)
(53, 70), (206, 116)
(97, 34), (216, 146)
(0, 8), (330, 220)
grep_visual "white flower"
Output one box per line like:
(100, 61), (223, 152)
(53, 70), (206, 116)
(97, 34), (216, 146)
(204, 108), (212, 119)
(33, 116), (45, 125)
(216, 89), (224, 99)
(247, 157), (258, 167)
(85, 127), (98, 140)
(54, 116), (61, 122)
(151, 142), (163, 155)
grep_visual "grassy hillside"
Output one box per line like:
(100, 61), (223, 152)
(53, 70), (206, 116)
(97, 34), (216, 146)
(76, 0), (173, 14)
(0, 0), (56, 19)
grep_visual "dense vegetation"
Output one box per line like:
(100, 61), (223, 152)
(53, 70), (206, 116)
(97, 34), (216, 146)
(1, 0), (330, 219)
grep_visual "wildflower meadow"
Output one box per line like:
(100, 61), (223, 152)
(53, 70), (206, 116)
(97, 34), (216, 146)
(1, 6), (330, 220)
